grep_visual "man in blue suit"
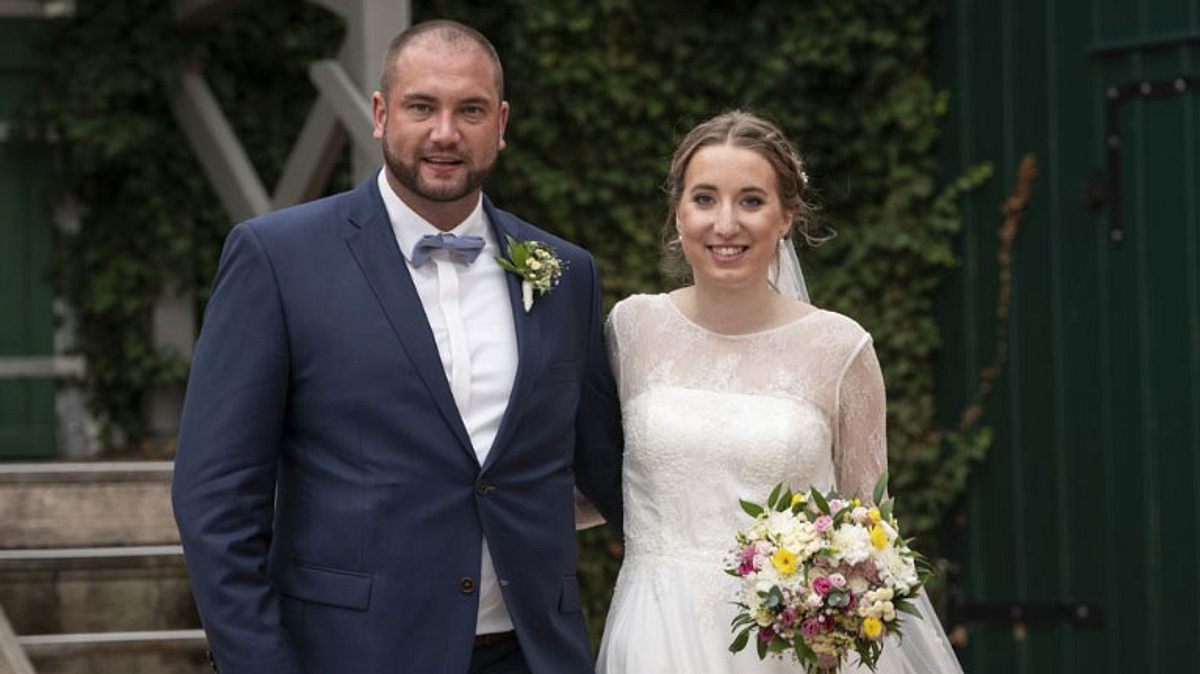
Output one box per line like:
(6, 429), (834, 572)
(172, 20), (623, 674)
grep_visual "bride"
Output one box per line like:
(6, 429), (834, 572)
(593, 111), (963, 673)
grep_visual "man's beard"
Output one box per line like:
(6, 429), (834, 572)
(383, 142), (496, 203)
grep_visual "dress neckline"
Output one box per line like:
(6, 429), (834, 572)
(660, 293), (823, 340)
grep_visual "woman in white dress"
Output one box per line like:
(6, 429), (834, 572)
(594, 111), (962, 673)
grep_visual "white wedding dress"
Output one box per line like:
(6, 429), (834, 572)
(595, 293), (962, 674)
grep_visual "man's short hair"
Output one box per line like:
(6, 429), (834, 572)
(379, 20), (505, 99)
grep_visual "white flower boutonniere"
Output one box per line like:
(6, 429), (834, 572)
(495, 236), (566, 313)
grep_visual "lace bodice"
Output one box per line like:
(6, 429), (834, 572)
(606, 293), (887, 563)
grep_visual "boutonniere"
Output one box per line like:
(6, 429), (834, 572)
(495, 236), (566, 313)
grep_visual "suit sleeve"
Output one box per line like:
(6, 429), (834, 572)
(572, 254), (624, 534)
(172, 223), (301, 673)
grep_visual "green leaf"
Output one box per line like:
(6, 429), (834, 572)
(895, 599), (921, 617)
(494, 256), (519, 273)
(740, 500), (764, 518)
(793, 635), (817, 661)
(756, 634), (768, 659)
(873, 470), (889, 504)
(767, 483), (782, 509)
(810, 488), (831, 516)
(729, 628), (751, 654)
(775, 489), (792, 512)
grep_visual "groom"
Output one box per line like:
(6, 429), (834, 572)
(172, 20), (623, 674)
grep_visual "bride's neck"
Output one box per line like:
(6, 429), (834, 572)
(682, 281), (784, 335)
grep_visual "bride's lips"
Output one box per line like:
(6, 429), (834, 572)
(706, 244), (749, 264)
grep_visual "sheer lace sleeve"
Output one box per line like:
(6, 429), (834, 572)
(604, 300), (623, 392)
(833, 336), (887, 501)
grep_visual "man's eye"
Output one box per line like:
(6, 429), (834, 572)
(462, 106), (485, 116)
(409, 103), (432, 114)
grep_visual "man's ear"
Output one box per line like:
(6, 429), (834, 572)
(497, 100), (510, 151)
(372, 91), (387, 140)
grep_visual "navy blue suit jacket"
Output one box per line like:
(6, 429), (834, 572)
(172, 177), (623, 674)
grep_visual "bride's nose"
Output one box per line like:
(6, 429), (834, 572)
(713, 202), (738, 236)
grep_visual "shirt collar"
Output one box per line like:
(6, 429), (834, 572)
(377, 168), (490, 263)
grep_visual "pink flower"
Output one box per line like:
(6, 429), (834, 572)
(759, 626), (776, 642)
(738, 545), (757, 575)
(817, 613), (836, 632)
(779, 607), (798, 628)
(812, 576), (833, 596)
(828, 573), (847, 588)
(829, 499), (847, 513)
(800, 618), (823, 638)
(814, 515), (834, 533)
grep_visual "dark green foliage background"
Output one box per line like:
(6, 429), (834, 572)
(36, 0), (991, 644)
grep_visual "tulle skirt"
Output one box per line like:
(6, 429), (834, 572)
(596, 555), (963, 674)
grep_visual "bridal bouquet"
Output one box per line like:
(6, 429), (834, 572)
(726, 474), (926, 672)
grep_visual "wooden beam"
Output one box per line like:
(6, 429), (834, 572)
(272, 98), (346, 208)
(309, 60), (377, 162)
(0, 606), (35, 674)
(168, 70), (271, 222)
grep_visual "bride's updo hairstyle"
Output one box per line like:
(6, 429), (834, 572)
(661, 110), (821, 279)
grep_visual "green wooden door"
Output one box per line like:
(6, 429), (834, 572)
(0, 18), (56, 458)
(935, 1), (1200, 672)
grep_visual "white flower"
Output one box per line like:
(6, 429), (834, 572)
(851, 506), (870, 524)
(831, 523), (872, 565)
(848, 574), (870, 595)
(876, 546), (919, 592)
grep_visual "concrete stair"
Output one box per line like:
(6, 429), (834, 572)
(0, 462), (208, 674)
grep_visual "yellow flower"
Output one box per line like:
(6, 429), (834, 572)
(870, 525), (888, 549)
(868, 507), (882, 524)
(862, 617), (883, 639)
(851, 497), (861, 507)
(791, 493), (806, 507)
(771, 549), (798, 576)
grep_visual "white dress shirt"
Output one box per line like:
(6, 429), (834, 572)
(377, 170), (519, 635)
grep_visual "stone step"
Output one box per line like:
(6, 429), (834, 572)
(18, 629), (209, 674)
(0, 546), (198, 635)
(0, 462), (177, 549)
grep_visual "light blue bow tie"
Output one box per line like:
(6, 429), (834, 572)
(410, 233), (486, 266)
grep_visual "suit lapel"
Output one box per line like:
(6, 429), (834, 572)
(342, 179), (475, 461)
(483, 198), (541, 470)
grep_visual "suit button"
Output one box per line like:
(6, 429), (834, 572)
(460, 577), (476, 593)
(476, 481), (494, 496)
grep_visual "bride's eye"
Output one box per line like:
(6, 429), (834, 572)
(741, 196), (765, 208)
(692, 193), (716, 206)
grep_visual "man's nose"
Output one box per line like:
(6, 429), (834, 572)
(429, 111), (460, 145)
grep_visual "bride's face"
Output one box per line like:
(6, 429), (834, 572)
(676, 144), (793, 290)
